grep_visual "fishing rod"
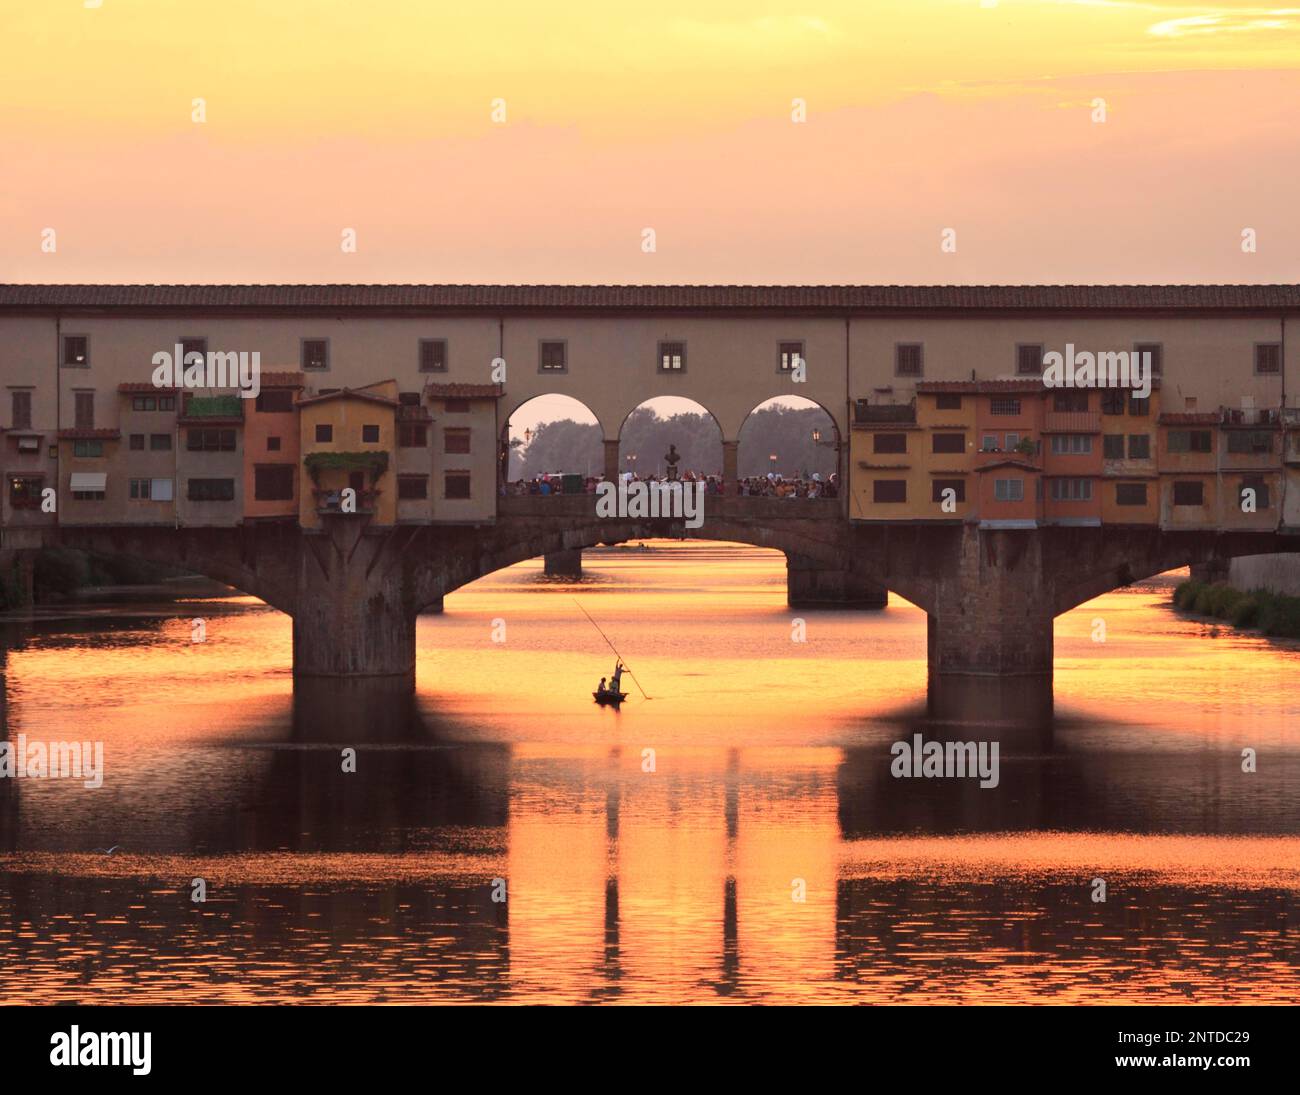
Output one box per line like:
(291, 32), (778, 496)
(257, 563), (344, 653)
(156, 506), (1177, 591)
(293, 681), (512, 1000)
(573, 599), (651, 700)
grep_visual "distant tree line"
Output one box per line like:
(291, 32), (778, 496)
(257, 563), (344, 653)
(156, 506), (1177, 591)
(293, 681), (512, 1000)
(510, 404), (837, 480)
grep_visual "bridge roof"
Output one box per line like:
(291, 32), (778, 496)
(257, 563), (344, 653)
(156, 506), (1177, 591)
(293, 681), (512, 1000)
(3, 284), (1300, 315)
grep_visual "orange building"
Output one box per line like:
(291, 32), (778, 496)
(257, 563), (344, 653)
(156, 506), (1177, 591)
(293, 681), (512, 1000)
(973, 382), (1044, 528)
(243, 371), (304, 521)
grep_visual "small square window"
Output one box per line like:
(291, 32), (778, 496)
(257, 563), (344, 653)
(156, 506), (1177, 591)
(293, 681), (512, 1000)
(398, 475), (429, 500)
(872, 479), (907, 503)
(873, 433), (907, 454)
(658, 341), (686, 372)
(895, 344), (923, 377)
(1015, 344), (1043, 376)
(444, 399), (471, 413)
(778, 341), (804, 373)
(994, 478), (1024, 502)
(362, 424), (380, 444)
(62, 335), (89, 366)
(419, 339), (448, 372)
(267, 436), (282, 451)
(1255, 343), (1282, 375)
(302, 339), (329, 370)
(315, 424), (333, 443)
(444, 471), (472, 499)
(1101, 389), (1126, 415)
(935, 393), (962, 411)
(398, 423), (427, 448)
(150, 433), (172, 451)
(539, 341), (567, 372)
(129, 434), (145, 451)
(255, 390), (295, 413)
(1134, 343), (1163, 377)
(444, 428), (471, 455)
(180, 337), (207, 364)
(1172, 480), (1204, 506)
(932, 479), (965, 503)
(254, 465), (294, 501)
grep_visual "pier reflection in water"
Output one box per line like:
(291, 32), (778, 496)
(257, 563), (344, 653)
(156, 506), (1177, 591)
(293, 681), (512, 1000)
(1, 542), (1298, 1003)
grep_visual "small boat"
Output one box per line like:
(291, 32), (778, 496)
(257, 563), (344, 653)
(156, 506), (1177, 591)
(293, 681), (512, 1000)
(593, 661), (629, 706)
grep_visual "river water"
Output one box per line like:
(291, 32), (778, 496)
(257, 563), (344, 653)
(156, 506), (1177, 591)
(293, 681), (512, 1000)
(1, 541), (1297, 1003)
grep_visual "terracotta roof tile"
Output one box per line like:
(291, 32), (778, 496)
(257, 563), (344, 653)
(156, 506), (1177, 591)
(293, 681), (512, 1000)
(297, 387), (398, 408)
(423, 382), (504, 398)
(3, 284), (1298, 313)
(1158, 412), (1219, 424)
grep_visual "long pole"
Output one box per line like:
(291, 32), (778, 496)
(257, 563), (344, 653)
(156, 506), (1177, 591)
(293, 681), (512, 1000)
(573, 599), (650, 699)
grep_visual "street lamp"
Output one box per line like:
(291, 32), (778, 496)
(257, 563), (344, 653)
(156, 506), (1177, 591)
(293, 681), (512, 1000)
(811, 428), (822, 444)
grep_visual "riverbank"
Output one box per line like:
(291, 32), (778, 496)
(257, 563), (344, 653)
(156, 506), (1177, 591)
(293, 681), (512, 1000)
(1173, 578), (1300, 638)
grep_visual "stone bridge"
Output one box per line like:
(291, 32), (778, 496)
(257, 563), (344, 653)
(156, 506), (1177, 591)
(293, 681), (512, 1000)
(27, 499), (1300, 715)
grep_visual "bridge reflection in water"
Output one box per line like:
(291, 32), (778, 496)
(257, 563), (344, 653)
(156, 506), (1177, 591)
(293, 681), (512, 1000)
(1, 548), (1299, 1003)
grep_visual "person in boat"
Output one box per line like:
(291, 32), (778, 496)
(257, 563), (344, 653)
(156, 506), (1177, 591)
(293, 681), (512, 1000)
(597, 677), (607, 694)
(610, 663), (625, 694)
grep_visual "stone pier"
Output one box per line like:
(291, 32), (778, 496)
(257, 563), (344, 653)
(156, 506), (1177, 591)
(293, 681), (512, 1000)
(786, 553), (887, 608)
(926, 528), (1054, 678)
(544, 549), (583, 578)
(292, 519), (417, 679)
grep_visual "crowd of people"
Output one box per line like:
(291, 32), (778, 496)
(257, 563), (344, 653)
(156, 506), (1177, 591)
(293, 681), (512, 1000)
(503, 471), (839, 498)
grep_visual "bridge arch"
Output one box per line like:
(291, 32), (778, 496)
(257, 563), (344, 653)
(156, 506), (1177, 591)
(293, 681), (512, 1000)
(49, 523), (299, 616)
(501, 393), (604, 483)
(616, 397), (724, 480)
(736, 395), (840, 482)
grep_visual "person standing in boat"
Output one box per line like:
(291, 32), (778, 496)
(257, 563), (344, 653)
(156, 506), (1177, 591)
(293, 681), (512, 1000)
(610, 663), (624, 694)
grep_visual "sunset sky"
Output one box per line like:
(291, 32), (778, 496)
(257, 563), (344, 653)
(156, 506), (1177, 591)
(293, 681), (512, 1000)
(1, 0), (1298, 284)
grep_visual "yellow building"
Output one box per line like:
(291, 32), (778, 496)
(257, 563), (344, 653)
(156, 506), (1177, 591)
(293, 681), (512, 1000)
(848, 400), (920, 521)
(916, 385), (977, 521)
(849, 387), (978, 523)
(297, 381), (399, 528)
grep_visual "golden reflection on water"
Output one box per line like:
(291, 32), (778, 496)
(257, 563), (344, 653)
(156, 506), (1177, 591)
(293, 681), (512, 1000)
(1, 541), (1299, 1003)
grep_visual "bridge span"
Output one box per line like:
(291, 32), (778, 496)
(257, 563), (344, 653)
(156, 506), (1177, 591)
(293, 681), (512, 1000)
(24, 498), (1297, 713)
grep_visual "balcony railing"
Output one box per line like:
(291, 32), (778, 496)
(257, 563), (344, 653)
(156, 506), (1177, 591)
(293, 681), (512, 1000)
(854, 401), (916, 426)
(1222, 407), (1280, 426)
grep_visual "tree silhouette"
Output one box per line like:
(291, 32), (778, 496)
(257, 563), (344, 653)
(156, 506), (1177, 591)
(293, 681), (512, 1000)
(509, 403), (837, 480)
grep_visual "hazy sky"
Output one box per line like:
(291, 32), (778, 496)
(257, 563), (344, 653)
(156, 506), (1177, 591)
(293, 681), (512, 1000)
(2, 0), (1297, 284)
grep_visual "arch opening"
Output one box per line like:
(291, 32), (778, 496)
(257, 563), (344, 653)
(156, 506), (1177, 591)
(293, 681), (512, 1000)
(503, 394), (604, 488)
(736, 396), (840, 495)
(617, 397), (723, 482)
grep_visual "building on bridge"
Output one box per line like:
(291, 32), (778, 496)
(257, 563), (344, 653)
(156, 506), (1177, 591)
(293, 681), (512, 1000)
(1, 283), (1298, 538)
(2, 284), (1299, 693)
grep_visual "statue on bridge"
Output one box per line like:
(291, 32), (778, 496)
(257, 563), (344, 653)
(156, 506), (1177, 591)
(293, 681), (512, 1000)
(664, 444), (681, 481)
